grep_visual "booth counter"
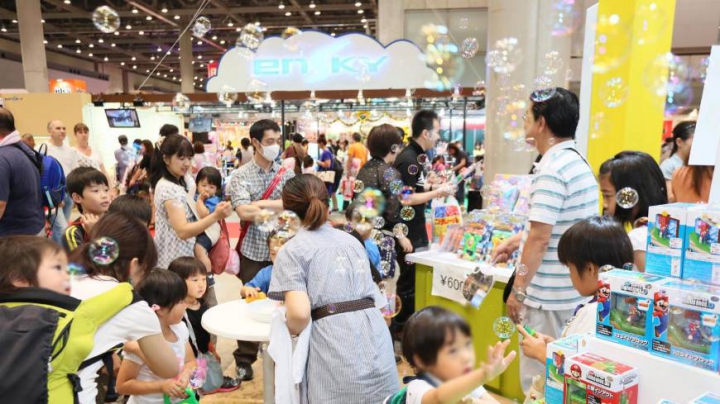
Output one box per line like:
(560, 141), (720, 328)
(406, 249), (524, 402)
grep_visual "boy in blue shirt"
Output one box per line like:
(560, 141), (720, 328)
(241, 228), (294, 298)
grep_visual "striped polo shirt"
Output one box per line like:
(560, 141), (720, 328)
(519, 140), (599, 310)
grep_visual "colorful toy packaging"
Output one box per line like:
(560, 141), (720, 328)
(646, 203), (695, 278)
(430, 196), (463, 244)
(650, 280), (720, 372)
(545, 334), (589, 404)
(683, 206), (720, 285)
(691, 393), (720, 404)
(486, 174), (532, 215)
(596, 269), (667, 352)
(563, 353), (638, 404)
(457, 209), (526, 265)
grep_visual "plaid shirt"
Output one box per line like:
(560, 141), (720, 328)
(227, 159), (295, 262)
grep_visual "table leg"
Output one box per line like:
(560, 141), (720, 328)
(261, 342), (275, 404)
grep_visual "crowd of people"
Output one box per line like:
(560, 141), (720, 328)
(0, 84), (713, 403)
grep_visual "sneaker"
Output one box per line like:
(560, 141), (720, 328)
(235, 363), (254, 381)
(205, 376), (241, 394)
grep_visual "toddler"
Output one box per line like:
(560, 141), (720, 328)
(241, 229), (294, 298)
(0, 235), (69, 295)
(194, 167), (223, 269)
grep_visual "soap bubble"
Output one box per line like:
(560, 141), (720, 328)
(218, 86), (237, 107)
(696, 57), (710, 83)
(664, 86), (693, 115)
(89, 237), (120, 265)
(389, 180), (404, 195)
(343, 223), (354, 233)
(383, 168), (396, 182)
(472, 80), (486, 96)
(372, 216), (386, 229)
(599, 265), (614, 273)
(485, 37), (522, 74)
(600, 77), (629, 108)
(530, 76), (556, 102)
(493, 316), (517, 340)
(237, 23), (264, 50)
(327, 303), (338, 313)
(356, 188), (386, 219)
(592, 14), (632, 74)
(277, 210), (301, 232)
(172, 93), (190, 111)
(616, 187), (639, 209)
(636, 2), (668, 46)
(458, 17), (469, 30)
(353, 180), (365, 193)
(408, 165), (419, 175)
(480, 185), (495, 199)
(461, 37), (479, 59)
(401, 186), (414, 201)
(421, 24), (464, 91)
(381, 236), (396, 251)
(370, 229), (384, 243)
(512, 138), (534, 153)
(589, 112), (611, 140)
(192, 17), (211, 38)
(500, 111), (524, 141)
(644, 53), (691, 97)
(400, 206), (416, 221)
(245, 78), (268, 102)
(255, 209), (278, 232)
(67, 263), (87, 276)
(381, 294), (402, 318)
(92, 6), (121, 33)
(546, 0), (581, 36)
(516, 263), (528, 276)
(393, 223), (409, 238)
(281, 26), (302, 51)
(543, 50), (565, 75)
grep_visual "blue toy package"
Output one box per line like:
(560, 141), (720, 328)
(691, 393), (720, 404)
(650, 280), (720, 372)
(544, 334), (589, 404)
(646, 203), (696, 278)
(683, 206), (720, 286)
(596, 269), (667, 352)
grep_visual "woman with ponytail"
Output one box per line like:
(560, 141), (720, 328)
(69, 212), (179, 404)
(268, 174), (398, 403)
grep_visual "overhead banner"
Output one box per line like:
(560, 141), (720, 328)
(49, 79), (87, 94)
(207, 31), (436, 92)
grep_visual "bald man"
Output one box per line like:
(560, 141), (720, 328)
(44, 119), (81, 243)
(21, 133), (35, 149)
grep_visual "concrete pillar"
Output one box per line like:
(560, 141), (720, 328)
(377, 0), (404, 44)
(179, 31), (194, 93)
(104, 65), (125, 93)
(483, 0), (572, 181)
(16, 0), (49, 93)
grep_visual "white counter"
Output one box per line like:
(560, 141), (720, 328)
(406, 249), (514, 283)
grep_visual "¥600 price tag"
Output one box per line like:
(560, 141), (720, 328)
(431, 264), (468, 305)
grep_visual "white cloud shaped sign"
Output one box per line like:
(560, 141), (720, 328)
(206, 31), (436, 92)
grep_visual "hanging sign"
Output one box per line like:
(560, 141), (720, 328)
(49, 79), (87, 93)
(431, 264), (468, 305)
(207, 31), (436, 92)
(207, 61), (218, 78)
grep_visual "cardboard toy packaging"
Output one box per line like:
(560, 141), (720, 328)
(646, 203), (696, 278)
(563, 352), (638, 404)
(683, 206), (720, 285)
(545, 334), (589, 404)
(691, 393), (720, 404)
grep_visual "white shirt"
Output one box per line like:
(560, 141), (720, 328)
(71, 275), (162, 404)
(125, 323), (189, 404)
(76, 147), (104, 170)
(44, 142), (81, 174)
(405, 373), (488, 404)
(628, 226), (648, 252)
(562, 302), (597, 337)
(660, 154), (683, 181)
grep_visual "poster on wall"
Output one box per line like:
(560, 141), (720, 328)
(207, 31), (437, 92)
(49, 79), (87, 93)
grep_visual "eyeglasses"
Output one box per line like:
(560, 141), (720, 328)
(522, 112), (528, 121)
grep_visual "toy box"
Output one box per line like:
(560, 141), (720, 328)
(650, 280), (720, 372)
(683, 206), (720, 285)
(486, 174), (532, 215)
(646, 203), (695, 278)
(691, 393), (720, 404)
(596, 269), (667, 352)
(563, 353), (638, 404)
(545, 334), (589, 404)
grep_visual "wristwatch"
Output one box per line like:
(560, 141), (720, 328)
(513, 287), (528, 303)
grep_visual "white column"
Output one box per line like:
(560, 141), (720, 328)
(15, 0), (49, 93)
(377, 0), (404, 44)
(180, 31), (194, 93)
(483, 0), (572, 180)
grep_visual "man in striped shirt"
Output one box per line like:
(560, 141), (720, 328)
(493, 88), (599, 391)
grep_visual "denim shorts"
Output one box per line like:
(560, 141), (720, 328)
(196, 232), (212, 253)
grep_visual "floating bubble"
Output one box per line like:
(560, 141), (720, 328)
(356, 188), (386, 219)
(546, 0), (581, 36)
(380, 261), (392, 275)
(370, 229), (384, 244)
(589, 112), (611, 140)
(516, 263), (528, 276)
(493, 316), (517, 340)
(531, 76), (556, 102)
(327, 303), (338, 313)
(458, 17), (469, 30)
(172, 93), (190, 111)
(472, 80), (486, 96)
(372, 216), (386, 229)
(393, 223), (409, 239)
(616, 187), (639, 209)
(565, 68), (574, 81)
(192, 16), (211, 38)
(485, 37), (523, 74)
(512, 138), (534, 153)
(636, 2), (668, 46)
(461, 37), (479, 59)
(281, 26), (302, 51)
(543, 50), (565, 75)
(480, 185), (495, 199)
(381, 236), (396, 250)
(89, 237), (120, 265)
(389, 180), (403, 195)
(421, 24), (465, 91)
(696, 57), (710, 83)
(237, 23), (264, 50)
(67, 263), (87, 276)
(245, 78), (268, 102)
(343, 223), (354, 233)
(355, 220), (373, 234)
(218, 85), (237, 107)
(401, 186), (414, 201)
(383, 168), (396, 182)
(622, 262), (636, 271)
(664, 86), (693, 115)
(92, 6), (120, 33)
(500, 111), (524, 141)
(255, 209), (278, 232)
(353, 180), (365, 193)
(599, 264), (614, 273)
(400, 206), (416, 221)
(408, 165), (419, 175)
(277, 210), (301, 232)
(592, 14), (632, 74)
(600, 77), (629, 108)
(381, 294), (402, 318)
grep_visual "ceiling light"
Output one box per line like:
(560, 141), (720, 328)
(157, 46), (162, 52)
(132, 8), (138, 14)
(88, 53), (93, 57)
(64, 0), (71, 4)
(98, 38), (104, 43)
(111, 43), (116, 47)
(220, 40), (226, 44)
(146, 16), (152, 21)
(114, 31), (119, 36)
(255, 21), (260, 25)
(309, 1), (316, 8)
(161, 6), (168, 13)
(121, 61), (125, 65)
(104, 56), (108, 61)
(57, 44), (63, 48)
(76, 48), (81, 53)
(125, 24), (132, 29)
(12, 20), (17, 23)
(173, 77), (177, 81)
(285, 11), (291, 16)
(163, 74), (167, 77)
(315, 10), (321, 15)
(169, 68), (174, 72)
(197, 55), (202, 59)
(166, 50), (171, 55)
(174, 15), (180, 20)
(146, 69), (150, 72)
(194, 76), (198, 80)
(235, 27), (241, 31)
(279, 1), (285, 9)
(75, 39), (81, 43)
(156, 71), (161, 76)
(355, 1), (361, 6)
(197, 40), (202, 45)
(150, 56), (155, 60)
(139, 31), (144, 35)
(133, 65), (137, 69)
(131, 56), (136, 61)
(211, 35), (217, 40)
(41, 19), (45, 23)
(227, 21), (234, 27)
(363, 24), (368, 28)
(192, 61), (195, 64)
(200, 63), (205, 67)
(88, 43), (94, 48)
(361, 18), (367, 23)
(43, 39), (48, 44)
(209, 59), (214, 63)
(358, 9), (364, 14)
(330, 32), (335, 37)
(262, 27), (267, 31)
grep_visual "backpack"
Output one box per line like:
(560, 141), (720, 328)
(14, 143), (66, 210)
(0, 283), (140, 404)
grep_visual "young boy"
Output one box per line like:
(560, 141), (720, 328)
(62, 167), (110, 252)
(240, 229), (294, 298)
(108, 194), (152, 228)
(0, 235), (70, 295)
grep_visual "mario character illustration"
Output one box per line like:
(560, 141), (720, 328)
(570, 364), (582, 379)
(597, 281), (611, 322)
(553, 351), (566, 377)
(658, 213), (671, 239)
(688, 322), (703, 342)
(653, 291), (670, 338)
(698, 220), (711, 245)
(626, 304), (641, 325)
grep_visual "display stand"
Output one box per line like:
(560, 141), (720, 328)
(407, 249), (523, 401)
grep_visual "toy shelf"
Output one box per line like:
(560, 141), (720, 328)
(585, 337), (720, 402)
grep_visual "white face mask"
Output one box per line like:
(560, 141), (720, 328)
(260, 143), (280, 162)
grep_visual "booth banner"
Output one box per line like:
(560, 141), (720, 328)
(49, 79), (87, 93)
(207, 61), (218, 78)
(431, 264), (468, 306)
(207, 31), (436, 92)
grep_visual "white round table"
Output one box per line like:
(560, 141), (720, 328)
(202, 299), (275, 403)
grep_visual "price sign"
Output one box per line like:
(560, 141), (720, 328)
(431, 264), (468, 305)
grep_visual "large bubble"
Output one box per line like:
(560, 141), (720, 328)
(592, 14), (632, 74)
(485, 37), (522, 74)
(546, 0), (582, 36)
(644, 53), (691, 97)
(237, 23), (264, 50)
(92, 6), (121, 33)
(192, 17), (211, 38)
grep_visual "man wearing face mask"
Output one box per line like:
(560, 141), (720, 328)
(391, 110), (454, 336)
(226, 119), (294, 380)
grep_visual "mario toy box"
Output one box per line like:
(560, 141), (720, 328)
(691, 393), (720, 404)
(545, 334), (589, 404)
(650, 280), (720, 372)
(563, 353), (638, 404)
(596, 269), (666, 352)
(683, 207), (720, 286)
(646, 203), (695, 278)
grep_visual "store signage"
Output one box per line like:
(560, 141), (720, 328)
(207, 61), (218, 77)
(207, 31), (436, 92)
(49, 79), (87, 93)
(431, 264), (468, 306)
(690, 45), (720, 166)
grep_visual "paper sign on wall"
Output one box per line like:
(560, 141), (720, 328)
(431, 264), (468, 305)
(690, 45), (720, 166)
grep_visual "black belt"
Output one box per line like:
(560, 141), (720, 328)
(311, 298), (375, 321)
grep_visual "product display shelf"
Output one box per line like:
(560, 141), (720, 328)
(584, 336), (720, 403)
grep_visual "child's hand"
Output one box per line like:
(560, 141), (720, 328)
(160, 379), (186, 398)
(517, 325), (554, 362)
(241, 286), (260, 299)
(479, 340), (516, 381)
(198, 191), (210, 201)
(213, 201), (233, 219)
(81, 213), (100, 233)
